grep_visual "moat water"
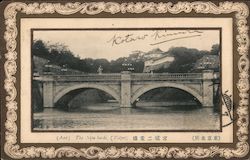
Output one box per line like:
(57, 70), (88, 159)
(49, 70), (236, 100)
(33, 102), (220, 131)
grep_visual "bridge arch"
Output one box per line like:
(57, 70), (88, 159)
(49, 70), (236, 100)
(54, 84), (120, 104)
(131, 82), (203, 105)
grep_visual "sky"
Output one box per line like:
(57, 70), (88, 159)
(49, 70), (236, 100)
(33, 29), (220, 61)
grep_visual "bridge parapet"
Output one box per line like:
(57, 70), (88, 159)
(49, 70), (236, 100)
(39, 74), (121, 82)
(36, 73), (204, 82)
(202, 70), (214, 80)
(131, 73), (203, 81)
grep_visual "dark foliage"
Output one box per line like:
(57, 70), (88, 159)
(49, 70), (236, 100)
(32, 40), (218, 73)
(210, 44), (220, 55)
(155, 47), (209, 73)
(32, 40), (145, 73)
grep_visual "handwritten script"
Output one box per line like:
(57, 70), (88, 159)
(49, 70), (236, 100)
(107, 30), (203, 46)
(222, 90), (235, 128)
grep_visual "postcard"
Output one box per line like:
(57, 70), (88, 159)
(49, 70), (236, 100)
(0, 1), (249, 159)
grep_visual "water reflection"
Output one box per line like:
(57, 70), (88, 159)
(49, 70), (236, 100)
(33, 102), (220, 131)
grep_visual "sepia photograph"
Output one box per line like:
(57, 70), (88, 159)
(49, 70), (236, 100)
(2, 1), (249, 159)
(32, 29), (221, 131)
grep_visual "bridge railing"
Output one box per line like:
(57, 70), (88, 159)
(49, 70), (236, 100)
(48, 74), (122, 82)
(131, 73), (203, 81)
(37, 73), (204, 82)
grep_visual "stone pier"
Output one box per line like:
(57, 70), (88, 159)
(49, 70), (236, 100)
(202, 70), (214, 107)
(120, 71), (132, 107)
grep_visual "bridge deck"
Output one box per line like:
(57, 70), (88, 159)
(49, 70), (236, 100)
(34, 73), (204, 82)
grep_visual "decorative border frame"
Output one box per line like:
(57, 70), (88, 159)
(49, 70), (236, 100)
(3, 1), (249, 159)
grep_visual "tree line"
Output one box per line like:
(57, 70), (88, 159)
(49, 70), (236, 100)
(32, 40), (219, 73)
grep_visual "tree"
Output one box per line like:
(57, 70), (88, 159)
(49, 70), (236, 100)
(32, 39), (89, 72)
(155, 47), (205, 73)
(210, 44), (220, 55)
(32, 40), (49, 57)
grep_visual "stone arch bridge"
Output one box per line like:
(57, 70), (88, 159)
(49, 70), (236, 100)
(34, 71), (216, 108)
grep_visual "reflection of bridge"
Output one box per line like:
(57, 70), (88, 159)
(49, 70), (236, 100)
(34, 70), (216, 108)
